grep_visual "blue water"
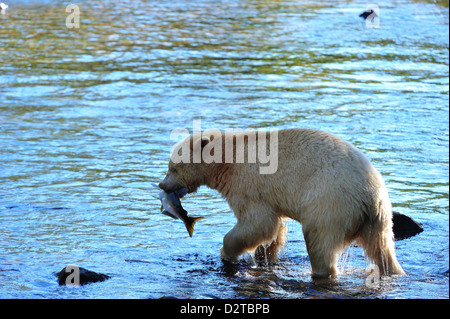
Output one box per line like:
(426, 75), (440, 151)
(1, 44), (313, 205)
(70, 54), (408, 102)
(0, 0), (448, 298)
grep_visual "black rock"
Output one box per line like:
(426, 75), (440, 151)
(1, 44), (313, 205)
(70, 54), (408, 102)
(392, 211), (424, 240)
(359, 9), (375, 20)
(56, 265), (110, 286)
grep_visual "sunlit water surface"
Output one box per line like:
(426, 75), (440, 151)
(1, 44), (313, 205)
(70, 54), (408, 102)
(0, 0), (448, 298)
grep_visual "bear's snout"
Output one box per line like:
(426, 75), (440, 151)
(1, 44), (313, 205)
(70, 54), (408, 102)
(158, 174), (185, 194)
(158, 179), (170, 192)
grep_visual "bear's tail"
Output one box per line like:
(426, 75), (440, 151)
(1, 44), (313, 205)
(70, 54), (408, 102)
(357, 199), (406, 276)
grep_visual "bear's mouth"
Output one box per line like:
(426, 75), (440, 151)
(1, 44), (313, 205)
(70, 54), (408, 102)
(174, 187), (188, 198)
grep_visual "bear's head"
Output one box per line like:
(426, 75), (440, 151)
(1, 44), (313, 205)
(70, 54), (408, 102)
(159, 133), (214, 195)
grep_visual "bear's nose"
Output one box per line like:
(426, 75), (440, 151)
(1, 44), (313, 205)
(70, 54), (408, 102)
(158, 181), (167, 191)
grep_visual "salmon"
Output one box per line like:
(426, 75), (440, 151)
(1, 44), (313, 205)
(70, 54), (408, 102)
(153, 184), (203, 237)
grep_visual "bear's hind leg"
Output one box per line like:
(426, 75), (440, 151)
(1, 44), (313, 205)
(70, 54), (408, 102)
(356, 217), (405, 276)
(221, 204), (281, 262)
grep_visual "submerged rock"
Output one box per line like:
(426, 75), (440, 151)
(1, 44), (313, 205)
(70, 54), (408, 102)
(392, 211), (424, 240)
(56, 265), (110, 286)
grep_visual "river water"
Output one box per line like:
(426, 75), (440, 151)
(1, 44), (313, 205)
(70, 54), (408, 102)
(0, 0), (448, 299)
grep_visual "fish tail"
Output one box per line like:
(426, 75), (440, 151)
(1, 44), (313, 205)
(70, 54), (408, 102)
(185, 216), (204, 238)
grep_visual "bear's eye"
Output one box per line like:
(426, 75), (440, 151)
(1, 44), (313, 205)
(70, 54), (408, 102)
(171, 168), (178, 174)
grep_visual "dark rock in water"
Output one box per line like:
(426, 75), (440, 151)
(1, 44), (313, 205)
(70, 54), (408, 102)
(359, 9), (375, 20)
(56, 265), (110, 286)
(359, 9), (378, 20)
(392, 211), (424, 240)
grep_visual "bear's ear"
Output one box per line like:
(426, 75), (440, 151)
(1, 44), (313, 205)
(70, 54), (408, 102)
(200, 136), (210, 149)
(191, 135), (210, 151)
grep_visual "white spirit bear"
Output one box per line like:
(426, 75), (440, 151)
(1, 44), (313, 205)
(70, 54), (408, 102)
(159, 128), (405, 278)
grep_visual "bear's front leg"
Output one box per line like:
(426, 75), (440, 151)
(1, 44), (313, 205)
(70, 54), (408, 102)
(254, 219), (286, 263)
(220, 204), (281, 262)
